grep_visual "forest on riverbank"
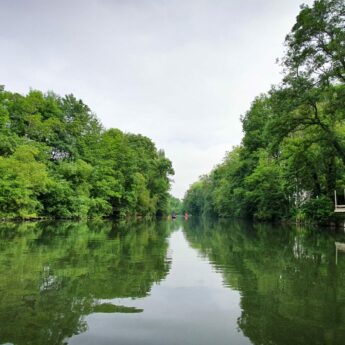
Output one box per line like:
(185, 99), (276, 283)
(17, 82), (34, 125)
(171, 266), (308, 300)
(184, 0), (345, 223)
(0, 87), (174, 219)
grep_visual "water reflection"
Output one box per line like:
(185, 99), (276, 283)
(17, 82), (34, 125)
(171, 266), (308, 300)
(1, 219), (345, 345)
(0, 220), (176, 345)
(182, 218), (345, 345)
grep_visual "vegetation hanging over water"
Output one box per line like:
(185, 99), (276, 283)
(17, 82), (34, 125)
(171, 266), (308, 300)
(184, 0), (345, 222)
(0, 87), (174, 219)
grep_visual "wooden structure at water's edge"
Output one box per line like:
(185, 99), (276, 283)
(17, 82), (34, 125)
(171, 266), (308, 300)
(335, 242), (345, 264)
(334, 190), (345, 212)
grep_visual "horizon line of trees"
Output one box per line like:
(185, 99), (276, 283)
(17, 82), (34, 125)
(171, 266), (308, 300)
(0, 86), (175, 220)
(184, 0), (345, 223)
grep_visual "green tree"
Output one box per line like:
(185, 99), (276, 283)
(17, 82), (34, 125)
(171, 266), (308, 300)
(0, 145), (50, 218)
(184, 0), (345, 223)
(0, 87), (174, 219)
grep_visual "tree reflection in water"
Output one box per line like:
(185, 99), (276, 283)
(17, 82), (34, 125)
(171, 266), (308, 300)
(0, 220), (177, 345)
(2, 218), (345, 345)
(183, 218), (345, 345)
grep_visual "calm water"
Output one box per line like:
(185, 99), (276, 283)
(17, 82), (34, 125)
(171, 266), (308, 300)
(1, 219), (345, 345)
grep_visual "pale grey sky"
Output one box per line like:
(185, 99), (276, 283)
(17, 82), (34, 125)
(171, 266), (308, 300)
(0, 0), (312, 198)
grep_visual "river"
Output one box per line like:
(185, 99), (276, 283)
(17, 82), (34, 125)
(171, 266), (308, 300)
(1, 219), (345, 345)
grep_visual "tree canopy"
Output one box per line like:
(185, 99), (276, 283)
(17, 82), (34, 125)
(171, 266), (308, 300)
(0, 87), (174, 219)
(183, 0), (345, 223)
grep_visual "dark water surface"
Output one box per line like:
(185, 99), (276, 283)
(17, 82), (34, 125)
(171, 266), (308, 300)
(1, 219), (345, 345)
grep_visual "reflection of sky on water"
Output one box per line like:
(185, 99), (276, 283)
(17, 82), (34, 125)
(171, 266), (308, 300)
(69, 229), (250, 345)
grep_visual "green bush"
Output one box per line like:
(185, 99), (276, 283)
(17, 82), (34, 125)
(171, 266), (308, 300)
(300, 196), (334, 224)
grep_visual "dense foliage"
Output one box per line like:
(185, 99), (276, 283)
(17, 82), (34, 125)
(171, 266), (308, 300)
(0, 87), (174, 219)
(167, 195), (183, 215)
(184, 0), (345, 222)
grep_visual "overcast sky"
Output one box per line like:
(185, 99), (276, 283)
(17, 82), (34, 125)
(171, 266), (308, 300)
(0, 0), (312, 198)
